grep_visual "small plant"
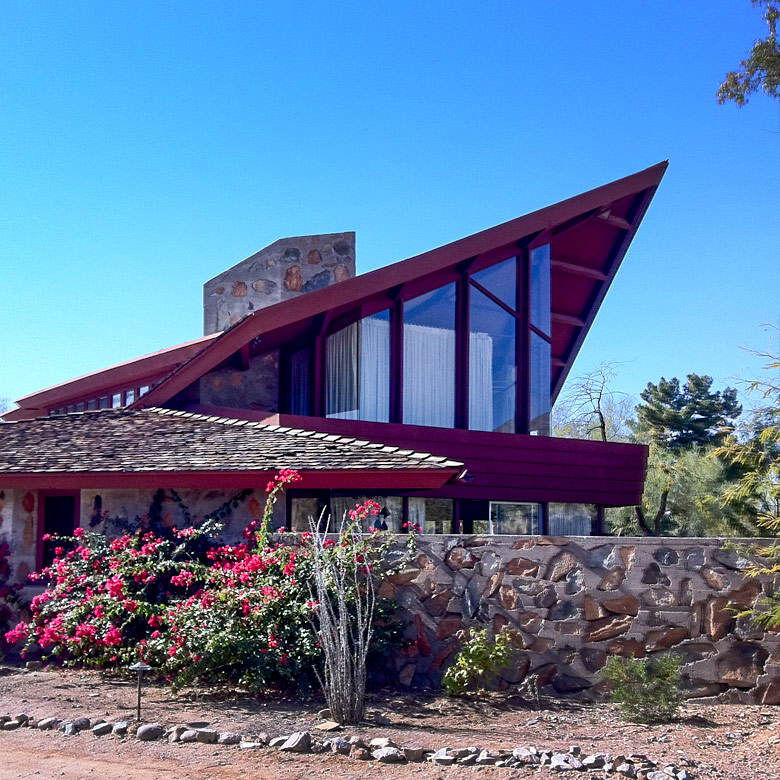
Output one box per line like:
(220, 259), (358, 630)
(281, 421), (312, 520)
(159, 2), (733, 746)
(442, 627), (514, 695)
(601, 653), (684, 724)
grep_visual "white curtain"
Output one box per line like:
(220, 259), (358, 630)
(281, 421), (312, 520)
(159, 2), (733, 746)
(468, 331), (493, 431)
(403, 324), (455, 427)
(548, 503), (592, 536)
(326, 316), (390, 422)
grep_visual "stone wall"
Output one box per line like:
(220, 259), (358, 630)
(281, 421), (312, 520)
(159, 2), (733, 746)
(384, 535), (780, 705)
(203, 232), (356, 335)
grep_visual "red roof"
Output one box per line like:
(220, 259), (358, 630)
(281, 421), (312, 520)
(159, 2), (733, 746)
(6, 162), (666, 420)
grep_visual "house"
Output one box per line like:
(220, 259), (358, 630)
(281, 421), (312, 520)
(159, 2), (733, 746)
(0, 163), (666, 583)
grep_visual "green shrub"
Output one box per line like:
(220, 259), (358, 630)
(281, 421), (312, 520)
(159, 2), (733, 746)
(442, 628), (514, 695)
(601, 653), (684, 723)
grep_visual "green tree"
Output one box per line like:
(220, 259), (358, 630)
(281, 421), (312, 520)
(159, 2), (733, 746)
(716, 353), (780, 532)
(633, 374), (741, 452)
(612, 443), (760, 537)
(718, 1), (780, 106)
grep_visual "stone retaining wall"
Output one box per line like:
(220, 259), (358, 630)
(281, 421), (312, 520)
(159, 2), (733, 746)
(384, 535), (780, 705)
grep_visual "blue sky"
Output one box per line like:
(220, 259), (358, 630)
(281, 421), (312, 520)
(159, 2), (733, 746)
(1, 1), (778, 412)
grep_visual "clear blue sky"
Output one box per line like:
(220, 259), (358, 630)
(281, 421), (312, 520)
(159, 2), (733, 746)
(1, 1), (778, 412)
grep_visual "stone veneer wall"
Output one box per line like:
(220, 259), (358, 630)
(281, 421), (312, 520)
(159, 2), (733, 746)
(383, 535), (780, 705)
(203, 232), (356, 335)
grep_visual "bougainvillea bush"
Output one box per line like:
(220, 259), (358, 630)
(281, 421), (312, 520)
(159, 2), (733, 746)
(5, 471), (401, 693)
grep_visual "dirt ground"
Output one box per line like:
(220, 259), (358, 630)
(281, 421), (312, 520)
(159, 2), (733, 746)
(0, 667), (778, 780)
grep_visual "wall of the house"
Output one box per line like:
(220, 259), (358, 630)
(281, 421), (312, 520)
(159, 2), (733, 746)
(197, 350), (280, 412)
(382, 535), (780, 704)
(203, 232), (356, 335)
(0, 489), (38, 586)
(77, 488), (286, 543)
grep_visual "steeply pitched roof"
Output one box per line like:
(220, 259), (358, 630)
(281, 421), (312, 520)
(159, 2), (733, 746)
(0, 408), (463, 489)
(133, 162), (667, 410)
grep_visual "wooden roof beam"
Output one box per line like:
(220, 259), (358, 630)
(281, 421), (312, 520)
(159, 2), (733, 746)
(551, 312), (586, 328)
(550, 259), (608, 282)
(595, 210), (632, 231)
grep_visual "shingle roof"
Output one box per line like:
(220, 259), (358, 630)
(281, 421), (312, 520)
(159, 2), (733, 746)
(0, 408), (463, 476)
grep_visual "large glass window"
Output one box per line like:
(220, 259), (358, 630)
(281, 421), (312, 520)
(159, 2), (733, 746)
(471, 257), (516, 310)
(548, 503), (594, 536)
(530, 332), (551, 435)
(327, 310), (390, 422)
(469, 287), (516, 432)
(489, 501), (540, 534)
(403, 285), (456, 427)
(530, 244), (551, 335)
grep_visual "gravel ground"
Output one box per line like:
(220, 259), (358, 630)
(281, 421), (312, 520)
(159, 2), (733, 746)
(0, 667), (778, 779)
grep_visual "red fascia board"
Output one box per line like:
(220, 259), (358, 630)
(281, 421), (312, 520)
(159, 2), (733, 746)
(11, 333), (219, 413)
(134, 163), (668, 409)
(0, 468), (459, 491)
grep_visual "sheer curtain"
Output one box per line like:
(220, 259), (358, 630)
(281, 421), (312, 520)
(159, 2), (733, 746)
(326, 315), (390, 422)
(468, 331), (493, 431)
(403, 324), (455, 427)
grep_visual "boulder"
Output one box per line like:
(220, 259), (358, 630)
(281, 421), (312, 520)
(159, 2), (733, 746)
(403, 746), (426, 762)
(603, 594), (640, 616)
(718, 642), (769, 688)
(372, 747), (405, 763)
(583, 614), (633, 643)
(91, 722), (113, 736)
(506, 557), (539, 577)
(196, 729), (218, 744)
(544, 551), (579, 582)
(598, 567), (626, 591)
(279, 731), (311, 752)
(608, 638), (646, 658)
(217, 732), (242, 745)
(137, 724), (165, 742)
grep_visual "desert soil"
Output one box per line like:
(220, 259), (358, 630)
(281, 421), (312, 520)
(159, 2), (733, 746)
(0, 667), (778, 780)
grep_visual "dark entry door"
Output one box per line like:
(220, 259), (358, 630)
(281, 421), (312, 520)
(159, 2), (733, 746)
(41, 495), (77, 569)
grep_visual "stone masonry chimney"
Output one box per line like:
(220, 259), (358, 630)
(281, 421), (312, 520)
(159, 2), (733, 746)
(203, 232), (356, 335)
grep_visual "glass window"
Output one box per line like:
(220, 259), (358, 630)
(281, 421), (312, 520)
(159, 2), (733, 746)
(139, 385), (150, 397)
(530, 332), (551, 435)
(98, 396), (109, 409)
(330, 495), (404, 532)
(125, 389), (135, 404)
(407, 497), (453, 534)
(403, 285), (456, 428)
(87, 399), (96, 411)
(66, 405), (75, 413)
(548, 503), (594, 536)
(326, 310), (390, 422)
(471, 257), (516, 310)
(75, 402), (85, 412)
(489, 501), (540, 534)
(469, 287), (516, 433)
(530, 244), (551, 335)
(111, 393), (122, 408)
(289, 345), (312, 416)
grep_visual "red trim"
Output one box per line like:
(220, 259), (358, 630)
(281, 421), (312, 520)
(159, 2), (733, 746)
(132, 163), (667, 411)
(1, 468), (459, 491)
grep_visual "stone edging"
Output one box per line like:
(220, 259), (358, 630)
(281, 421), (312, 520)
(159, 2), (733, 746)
(0, 713), (696, 779)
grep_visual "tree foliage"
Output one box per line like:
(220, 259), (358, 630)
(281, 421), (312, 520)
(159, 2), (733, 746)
(633, 374), (741, 452)
(716, 351), (780, 533)
(718, 1), (780, 106)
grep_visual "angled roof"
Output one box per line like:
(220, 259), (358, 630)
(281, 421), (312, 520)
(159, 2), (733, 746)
(3, 334), (219, 421)
(0, 408), (463, 489)
(133, 162), (667, 409)
(5, 162), (667, 421)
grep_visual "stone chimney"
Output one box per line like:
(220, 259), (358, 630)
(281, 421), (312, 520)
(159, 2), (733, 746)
(203, 232), (356, 335)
